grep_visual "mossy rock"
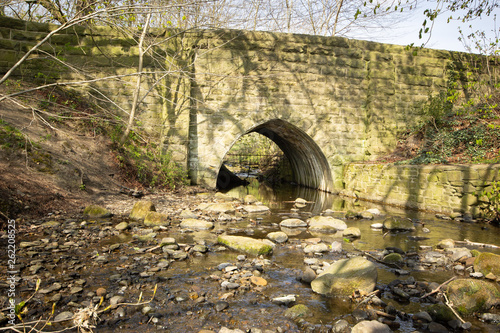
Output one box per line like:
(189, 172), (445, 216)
(83, 205), (112, 218)
(474, 252), (500, 276)
(383, 216), (415, 231)
(427, 303), (456, 323)
(284, 304), (310, 321)
(217, 235), (273, 256)
(446, 279), (500, 315)
(144, 211), (170, 227)
(383, 253), (403, 265)
(129, 201), (155, 220)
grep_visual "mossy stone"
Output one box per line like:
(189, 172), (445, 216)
(284, 304), (310, 321)
(383, 253), (403, 265)
(144, 211), (170, 227)
(83, 205), (112, 218)
(446, 279), (500, 315)
(474, 252), (500, 276)
(217, 235), (273, 256)
(427, 303), (456, 323)
(129, 201), (156, 220)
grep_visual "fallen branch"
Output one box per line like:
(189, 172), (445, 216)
(457, 239), (500, 249)
(444, 293), (466, 324)
(420, 276), (456, 299)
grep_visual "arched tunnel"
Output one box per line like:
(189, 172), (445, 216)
(217, 119), (333, 192)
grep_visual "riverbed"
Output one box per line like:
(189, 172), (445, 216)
(1, 181), (500, 332)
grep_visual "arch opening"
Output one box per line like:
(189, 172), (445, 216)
(216, 119), (333, 192)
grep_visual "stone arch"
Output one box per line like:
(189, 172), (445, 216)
(217, 119), (334, 192)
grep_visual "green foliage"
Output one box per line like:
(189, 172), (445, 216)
(112, 125), (187, 190)
(480, 180), (500, 223)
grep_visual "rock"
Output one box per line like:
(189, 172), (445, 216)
(242, 205), (270, 213)
(280, 218), (307, 228)
(474, 252), (500, 276)
(83, 205), (112, 218)
(159, 237), (177, 246)
(54, 311), (74, 322)
(303, 243), (329, 254)
(311, 256), (378, 296)
(366, 208), (382, 215)
(180, 209), (197, 219)
(370, 223), (383, 229)
(345, 210), (360, 219)
(244, 194), (258, 204)
(284, 304), (310, 320)
(193, 244), (208, 253)
(214, 192), (235, 201)
(446, 278), (500, 314)
(272, 295), (296, 305)
(115, 221), (129, 231)
(300, 267), (316, 283)
(221, 281), (240, 289)
(470, 272), (484, 278)
(180, 219), (214, 230)
(215, 301), (229, 312)
(383, 216), (415, 231)
(110, 296), (125, 305)
(217, 235), (273, 256)
(205, 203), (235, 213)
(250, 276), (268, 286)
(96, 287), (107, 297)
(383, 253), (403, 265)
(428, 322), (449, 333)
(144, 211), (170, 227)
(427, 303), (456, 323)
(132, 232), (156, 242)
(359, 211), (374, 219)
(331, 241), (342, 253)
(42, 220), (61, 227)
(480, 313), (500, 323)
(342, 227), (361, 238)
(332, 319), (350, 333)
(351, 320), (391, 333)
(413, 311), (433, 323)
(308, 216), (347, 232)
(266, 231), (288, 243)
(447, 247), (471, 261)
(436, 239), (455, 249)
(129, 201), (155, 220)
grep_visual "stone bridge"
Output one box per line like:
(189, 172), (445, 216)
(0, 17), (480, 193)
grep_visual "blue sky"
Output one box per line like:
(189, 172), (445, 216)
(358, 6), (499, 53)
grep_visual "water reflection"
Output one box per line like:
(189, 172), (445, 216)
(223, 179), (500, 255)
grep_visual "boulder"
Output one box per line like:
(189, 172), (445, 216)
(280, 218), (307, 228)
(267, 231), (288, 243)
(303, 243), (329, 254)
(446, 278), (500, 314)
(474, 252), (500, 276)
(83, 205), (112, 218)
(180, 218), (214, 230)
(308, 216), (347, 233)
(383, 216), (415, 231)
(311, 256), (377, 296)
(144, 211), (170, 227)
(436, 238), (455, 249)
(129, 201), (155, 220)
(217, 235), (273, 256)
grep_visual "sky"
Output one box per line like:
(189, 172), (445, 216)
(357, 6), (499, 53)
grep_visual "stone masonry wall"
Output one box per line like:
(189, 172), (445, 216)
(343, 163), (500, 216)
(0, 17), (499, 214)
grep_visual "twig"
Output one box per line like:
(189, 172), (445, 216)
(420, 276), (456, 299)
(460, 239), (500, 249)
(444, 293), (466, 324)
